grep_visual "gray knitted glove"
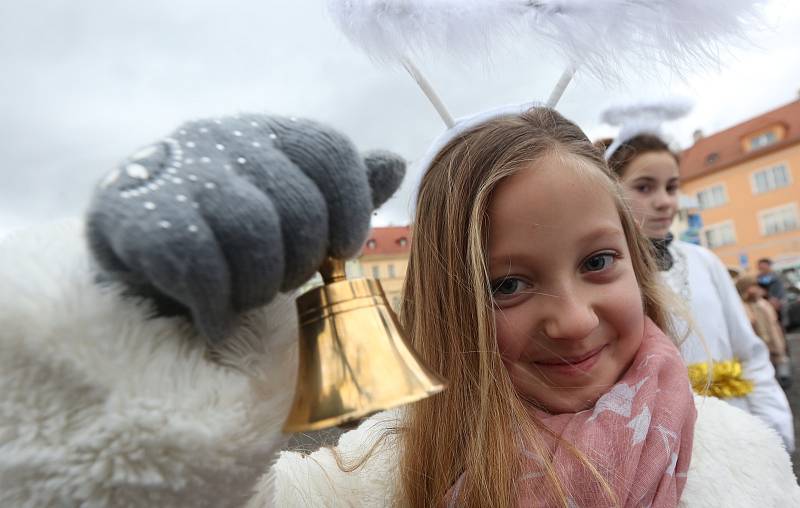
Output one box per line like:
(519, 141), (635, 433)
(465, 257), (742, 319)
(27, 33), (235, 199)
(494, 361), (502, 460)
(86, 114), (405, 343)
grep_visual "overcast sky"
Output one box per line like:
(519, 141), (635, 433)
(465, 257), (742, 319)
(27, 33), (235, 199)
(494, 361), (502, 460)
(1, 0), (799, 238)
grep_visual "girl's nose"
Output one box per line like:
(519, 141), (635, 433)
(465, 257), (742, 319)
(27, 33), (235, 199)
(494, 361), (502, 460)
(652, 189), (673, 210)
(541, 288), (600, 341)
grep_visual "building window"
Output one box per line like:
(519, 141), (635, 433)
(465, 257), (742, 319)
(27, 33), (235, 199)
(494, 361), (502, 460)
(759, 204), (799, 236)
(398, 237), (408, 247)
(696, 184), (727, 210)
(705, 153), (719, 165)
(752, 163), (790, 194)
(749, 131), (777, 151)
(388, 263), (396, 278)
(366, 239), (377, 249)
(346, 261), (363, 278)
(372, 265), (380, 278)
(703, 221), (736, 249)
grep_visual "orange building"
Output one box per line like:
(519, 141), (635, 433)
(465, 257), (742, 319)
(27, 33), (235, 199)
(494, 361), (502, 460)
(352, 226), (412, 311)
(678, 99), (800, 272)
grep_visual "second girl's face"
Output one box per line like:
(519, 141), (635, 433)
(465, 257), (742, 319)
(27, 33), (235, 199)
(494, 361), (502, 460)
(487, 154), (645, 414)
(619, 151), (680, 239)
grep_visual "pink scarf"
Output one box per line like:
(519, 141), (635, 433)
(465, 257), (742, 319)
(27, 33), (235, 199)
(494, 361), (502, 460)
(448, 318), (697, 507)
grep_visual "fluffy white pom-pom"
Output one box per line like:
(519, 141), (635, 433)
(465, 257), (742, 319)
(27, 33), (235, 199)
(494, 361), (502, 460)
(328, 0), (767, 79)
(601, 97), (694, 159)
(602, 97), (694, 127)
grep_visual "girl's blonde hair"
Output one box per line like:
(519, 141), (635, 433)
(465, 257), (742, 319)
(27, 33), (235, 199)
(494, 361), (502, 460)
(398, 107), (676, 507)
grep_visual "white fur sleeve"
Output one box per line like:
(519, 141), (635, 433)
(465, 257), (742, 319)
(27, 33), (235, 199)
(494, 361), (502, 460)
(681, 395), (800, 507)
(258, 398), (800, 507)
(248, 412), (401, 507)
(0, 220), (297, 508)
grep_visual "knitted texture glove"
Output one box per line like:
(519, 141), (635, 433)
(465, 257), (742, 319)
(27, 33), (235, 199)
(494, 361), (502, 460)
(86, 114), (405, 343)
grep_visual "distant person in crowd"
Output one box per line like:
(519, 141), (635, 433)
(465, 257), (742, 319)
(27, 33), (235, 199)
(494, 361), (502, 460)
(736, 275), (792, 389)
(600, 133), (795, 451)
(757, 258), (788, 323)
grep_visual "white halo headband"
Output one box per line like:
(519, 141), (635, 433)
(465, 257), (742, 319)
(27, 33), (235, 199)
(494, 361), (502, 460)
(601, 98), (694, 161)
(329, 0), (764, 133)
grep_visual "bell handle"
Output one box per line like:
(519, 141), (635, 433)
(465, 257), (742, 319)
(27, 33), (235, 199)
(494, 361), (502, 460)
(319, 257), (347, 284)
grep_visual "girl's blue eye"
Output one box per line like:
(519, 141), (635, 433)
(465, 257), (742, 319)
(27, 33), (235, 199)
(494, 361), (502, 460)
(494, 278), (521, 295)
(492, 277), (525, 298)
(582, 253), (615, 273)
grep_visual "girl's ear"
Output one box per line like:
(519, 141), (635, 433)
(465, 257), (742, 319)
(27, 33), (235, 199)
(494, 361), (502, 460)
(363, 150), (406, 209)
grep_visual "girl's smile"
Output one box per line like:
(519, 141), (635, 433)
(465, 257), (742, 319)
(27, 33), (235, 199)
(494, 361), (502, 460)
(531, 343), (607, 375)
(487, 152), (645, 413)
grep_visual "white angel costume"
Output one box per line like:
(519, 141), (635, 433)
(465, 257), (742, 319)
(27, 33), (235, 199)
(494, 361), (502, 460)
(666, 239), (795, 450)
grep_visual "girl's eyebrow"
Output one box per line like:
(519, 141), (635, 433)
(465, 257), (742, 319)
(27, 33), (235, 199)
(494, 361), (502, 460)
(488, 225), (623, 268)
(578, 225), (625, 245)
(632, 175), (680, 185)
(487, 255), (520, 271)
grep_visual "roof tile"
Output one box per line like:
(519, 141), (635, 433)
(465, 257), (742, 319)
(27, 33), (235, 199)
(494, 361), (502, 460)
(360, 226), (412, 256)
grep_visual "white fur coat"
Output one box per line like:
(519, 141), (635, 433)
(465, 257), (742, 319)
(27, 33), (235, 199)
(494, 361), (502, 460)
(1, 221), (798, 507)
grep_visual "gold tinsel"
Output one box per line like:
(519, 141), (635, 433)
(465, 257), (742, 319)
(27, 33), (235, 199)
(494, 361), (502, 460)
(687, 359), (754, 399)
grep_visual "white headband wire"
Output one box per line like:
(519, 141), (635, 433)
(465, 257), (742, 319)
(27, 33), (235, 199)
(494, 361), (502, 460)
(400, 57), (455, 128)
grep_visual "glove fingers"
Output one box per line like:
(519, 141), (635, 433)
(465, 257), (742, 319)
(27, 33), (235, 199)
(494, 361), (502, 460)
(195, 177), (285, 314)
(233, 147), (329, 291)
(264, 116), (373, 259)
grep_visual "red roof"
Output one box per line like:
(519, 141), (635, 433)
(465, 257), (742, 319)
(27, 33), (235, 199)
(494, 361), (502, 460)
(680, 99), (800, 182)
(360, 226), (412, 257)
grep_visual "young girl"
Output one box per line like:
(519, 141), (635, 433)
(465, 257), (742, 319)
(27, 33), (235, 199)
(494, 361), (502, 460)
(267, 108), (799, 506)
(603, 133), (794, 451)
(4, 109), (797, 507)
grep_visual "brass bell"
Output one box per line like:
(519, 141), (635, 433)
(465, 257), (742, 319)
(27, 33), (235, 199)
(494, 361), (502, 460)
(282, 257), (446, 432)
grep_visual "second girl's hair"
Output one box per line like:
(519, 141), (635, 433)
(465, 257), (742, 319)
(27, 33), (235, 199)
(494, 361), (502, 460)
(398, 107), (677, 507)
(597, 134), (679, 179)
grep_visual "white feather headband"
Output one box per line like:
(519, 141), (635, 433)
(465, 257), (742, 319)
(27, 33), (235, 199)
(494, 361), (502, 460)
(601, 98), (694, 160)
(328, 0), (764, 165)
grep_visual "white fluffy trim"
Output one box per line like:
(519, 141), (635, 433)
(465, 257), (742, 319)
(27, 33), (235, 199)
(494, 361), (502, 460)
(256, 396), (800, 506)
(680, 395), (800, 506)
(0, 220), (297, 507)
(601, 97), (693, 159)
(328, 0), (767, 79)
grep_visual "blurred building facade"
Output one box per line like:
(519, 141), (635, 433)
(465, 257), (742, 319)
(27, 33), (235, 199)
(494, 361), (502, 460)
(350, 226), (412, 312)
(670, 193), (701, 245)
(677, 99), (800, 272)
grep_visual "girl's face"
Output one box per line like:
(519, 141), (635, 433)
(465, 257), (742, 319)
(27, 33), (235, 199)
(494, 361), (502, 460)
(618, 151), (680, 239)
(487, 154), (645, 414)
